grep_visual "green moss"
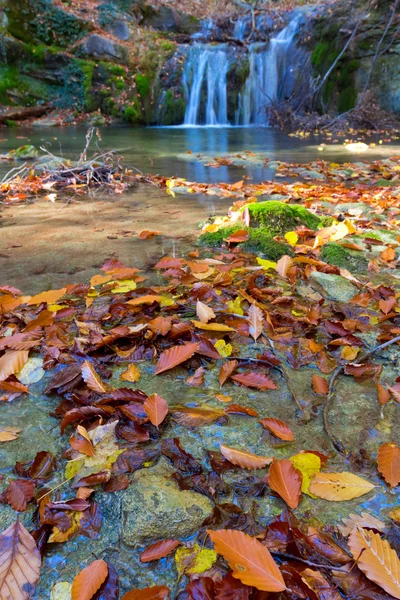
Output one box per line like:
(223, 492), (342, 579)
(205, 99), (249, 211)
(158, 40), (175, 53)
(338, 85), (357, 113)
(0, 66), (51, 106)
(244, 230), (293, 259)
(244, 202), (322, 235)
(135, 74), (150, 98)
(311, 42), (331, 70)
(4, 120), (18, 127)
(321, 243), (368, 271)
(124, 103), (140, 124)
(159, 89), (185, 125)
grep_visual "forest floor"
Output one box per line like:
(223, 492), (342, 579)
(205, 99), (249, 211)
(0, 147), (400, 599)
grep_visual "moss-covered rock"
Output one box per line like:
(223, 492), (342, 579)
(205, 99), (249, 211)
(7, 144), (39, 160)
(245, 201), (322, 235)
(320, 242), (368, 272)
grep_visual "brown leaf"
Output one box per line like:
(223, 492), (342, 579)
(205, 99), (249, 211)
(196, 300), (215, 324)
(377, 384), (391, 406)
(345, 363), (382, 380)
(348, 527), (400, 598)
(143, 394), (169, 427)
(220, 443), (272, 470)
(208, 529), (286, 592)
(186, 366), (205, 387)
(312, 374), (329, 396)
(154, 342), (199, 375)
(377, 442), (400, 488)
(380, 247), (396, 262)
(268, 459), (302, 509)
(140, 540), (181, 563)
(231, 372), (277, 391)
(7, 479), (35, 512)
(225, 404), (258, 417)
(70, 435), (95, 457)
(0, 520), (41, 599)
(138, 230), (161, 239)
(259, 418), (294, 441)
(276, 255), (293, 278)
(121, 586), (170, 600)
(171, 406), (225, 427)
(248, 304), (263, 342)
(379, 297), (396, 315)
(71, 559), (109, 600)
(126, 295), (162, 306)
(218, 360), (238, 386)
(0, 350), (29, 382)
(81, 361), (111, 394)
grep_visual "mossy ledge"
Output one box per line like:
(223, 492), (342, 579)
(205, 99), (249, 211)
(320, 243), (368, 271)
(199, 225), (292, 260)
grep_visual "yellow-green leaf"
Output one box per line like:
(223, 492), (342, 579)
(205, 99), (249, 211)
(257, 258), (277, 271)
(284, 231), (299, 246)
(290, 452), (321, 497)
(215, 339), (232, 357)
(175, 544), (217, 578)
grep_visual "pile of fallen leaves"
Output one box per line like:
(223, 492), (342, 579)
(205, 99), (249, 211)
(0, 209), (400, 599)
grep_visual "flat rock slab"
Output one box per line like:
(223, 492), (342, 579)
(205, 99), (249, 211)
(122, 463), (213, 546)
(309, 271), (358, 302)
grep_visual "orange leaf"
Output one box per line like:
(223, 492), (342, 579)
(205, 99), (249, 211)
(224, 229), (249, 243)
(154, 342), (199, 375)
(377, 384), (391, 406)
(140, 540), (180, 563)
(208, 529), (286, 592)
(0, 520), (41, 599)
(218, 360), (238, 386)
(27, 287), (67, 305)
(215, 393), (232, 403)
(0, 350), (29, 382)
(220, 443), (273, 470)
(231, 372), (277, 391)
(348, 527), (400, 599)
(259, 418), (294, 441)
(127, 295), (162, 306)
(268, 458), (302, 509)
(380, 247), (396, 262)
(196, 300), (215, 324)
(138, 230), (162, 239)
(81, 360), (111, 394)
(144, 394), (169, 427)
(120, 364), (141, 383)
(171, 406), (225, 427)
(71, 559), (108, 600)
(312, 374), (329, 396)
(248, 304), (263, 341)
(186, 366), (205, 387)
(377, 442), (400, 488)
(379, 297), (396, 314)
(121, 587), (170, 600)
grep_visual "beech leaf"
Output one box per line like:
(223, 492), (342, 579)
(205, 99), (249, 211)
(0, 350), (29, 382)
(377, 442), (400, 488)
(348, 527), (400, 599)
(143, 394), (169, 427)
(121, 586), (170, 600)
(259, 418), (294, 441)
(312, 374), (329, 396)
(81, 361), (111, 394)
(309, 472), (375, 501)
(268, 458), (302, 509)
(218, 360), (238, 386)
(208, 529), (286, 592)
(0, 520), (41, 600)
(71, 559), (108, 600)
(231, 372), (277, 391)
(140, 540), (181, 563)
(248, 304), (263, 341)
(220, 443), (273, 470)
(196, 300), (215, 324)
(154, 342), (199, 375)
(171, 406), (225, 427)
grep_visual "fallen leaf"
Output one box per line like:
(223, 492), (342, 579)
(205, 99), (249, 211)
(0, 427), (21, 442)
(140, 540), (181, 563)
(186, 366), (205, 386)
(171, 406), (225, 427)
(175, 544), (217, 577)
(214, 339), (232, 357)
(231, 372), (277, 390)
(268, 458), (302, 509)
(27, 287), (67, 305)
(71, 559), (108, 600)
(380, 247), (396, 262)
(144, 394), (169, 427)
(377, 384), (391, 406)
(0, 350), (29, 382)
(348, 527), (400, 598)
(191, 321), (235, 332)
(339, 512), (386, 537)
(138, 230), (162, 239)
(259, 418), (294, 441)
(312, 374), (329, 396)
(121, 587), (170, 600)
(81, 361), (111, 394)
(220, 443), (272, 470)
(276, 255), (293, 278)
(218, 360), (238, 386)
(196, 300), (215, 324)
(154, 342), (199, 375)
(120, 364), (141, 383)
(215, 393), (232, 403)
(248, 304), (263, 342)
(208, 529), (286, 592)
(0, 520), (41, 599)
(290, 452), (321, 496)
(377, 442), (400, 488)
(7, 479), (35, 511)
(310, 472), (375, 501)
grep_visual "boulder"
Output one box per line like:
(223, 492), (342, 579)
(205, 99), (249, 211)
(77, 34), (129, 64)
(309, 272), (358, 303)
(121, 460), (213, 546)
(110, 19), (130, 41)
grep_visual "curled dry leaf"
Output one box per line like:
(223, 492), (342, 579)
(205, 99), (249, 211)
(276, 255), (293, 278)
(220, 443), (273, 470)
(268, 458), (302, 509)
(0, 350), (29, 382)
(377, 442), (400, 488)
(339, 512), (386, 537)
(140, 540), (181, 563)
(0, 520), (41, 600)
(259, 418), (294, 441)
(143, 394), (169, 427)
(312, 374), (329, 396)
(218, 360), (238, 386)
(154, 342), (199, 375)
(309, 472), (375, 501)
(348, 527), (400, 599)
(81, 361), (111, 394)
(121, 586), (170, 600)
(248, 304), (263, 341)
(196, 300), (215, 324)
(71, 559), (108, 600)
(186, 366), (205, 387)
(208, 529), (286, 592)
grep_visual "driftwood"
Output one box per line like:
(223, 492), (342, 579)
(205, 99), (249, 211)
(0, 105), (50, 124)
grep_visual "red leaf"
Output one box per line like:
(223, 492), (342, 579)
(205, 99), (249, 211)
(140, 539), (181, 563)
(154, 342), (199, 375)
(186, 577), (215, 599)
(312, 374), (329, 396)
(121, 586), (170, 600)
(259, 418), (294, 441)
(345, 364), (382, 379)
(71, 559), (109, 600)
(231, 372), (277, 391)
(268, 459), (302, 509)
(215, 573), (251, 599)
(218, 360), (238, 386)
(7, 479), (35, 512)
(144, 394), (169, 427)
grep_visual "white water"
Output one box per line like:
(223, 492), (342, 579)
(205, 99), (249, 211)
(183, 15), (303, 127)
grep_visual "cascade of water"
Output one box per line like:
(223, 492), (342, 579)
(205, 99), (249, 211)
(183, 45), (230, 126)
(236, 15), (302, 125)
(233, 17), (248, 41)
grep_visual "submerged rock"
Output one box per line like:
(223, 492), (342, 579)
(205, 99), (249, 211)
(309, 271), (358, 302)
(121, 460), (213, 546)
(7, 145), (39, 160)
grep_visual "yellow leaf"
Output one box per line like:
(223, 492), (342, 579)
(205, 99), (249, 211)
(191, 321), (235, 332)
(215, 339), (232, 357)
(290, 453), (321, 497)
(227, 296), (243, 315)
(175, 544), (217, 577)
(111, 280), (137, 294)
(309, 472), (375, 501)
(341, 346), (359, 361)
(120, 364), (141, 382)
(48, 511), (82, 543)
(215, 393), (232, 403)
(48, 304), (68, 312)
(257, 258), (277, 271)
(90, 274), (112, 287)
(284, 231), (299, 246)
(65, 458), (85, 479)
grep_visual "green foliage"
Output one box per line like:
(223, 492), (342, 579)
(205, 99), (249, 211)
(59, 59), (95, 111)
(32, 0), (89, 46)
(136, 74), (150, 98)
(159, 89), (185, 125)
(124, 103), (140, 124)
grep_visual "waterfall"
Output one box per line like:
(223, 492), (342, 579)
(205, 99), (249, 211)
(236, 16), (302, 125)
(183, 45), (230, 126)
(182, 14), (306, 127)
